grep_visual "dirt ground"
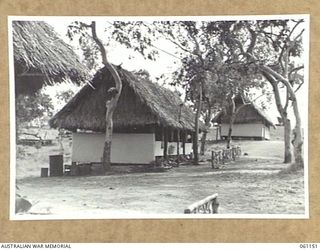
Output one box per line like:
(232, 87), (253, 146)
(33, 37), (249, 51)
(14, 129), (306, 218)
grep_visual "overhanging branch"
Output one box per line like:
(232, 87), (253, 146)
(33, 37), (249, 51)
(259, 65), (296, 102)
(91, 21), (108, 65)
(90, 21), (122, 94)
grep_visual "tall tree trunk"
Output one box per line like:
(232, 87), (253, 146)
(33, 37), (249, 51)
(226, 126), (232, 149)
(226, 98), (247, 149)
(177, 129), (180, 166)
(283, 117), (292, 163)
(226, 95), (236, 149)
(263, 71), (293, 164)
(261, 66), (304, 168)
(200, 132), (207, 155)
(90, 21), (122, 172)
(291, 99), (304, 168)
(193, 82), (203, 164)
(102, 97), (118, 171)
(226, 115), (235, 149)
(102, 119), (112, 171)
(200, 107), (212, 155)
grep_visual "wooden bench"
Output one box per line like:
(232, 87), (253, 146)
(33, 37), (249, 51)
(184, 193), (219, 214)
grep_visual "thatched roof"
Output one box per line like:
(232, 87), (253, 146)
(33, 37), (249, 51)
(13, 21), (89, 95)
(49, 66), (200, 132)
(212, 96), (274, 127)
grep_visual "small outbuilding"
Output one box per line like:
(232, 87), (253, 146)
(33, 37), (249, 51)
(212, 95), (275, 140)
(50, 66), (200, 164)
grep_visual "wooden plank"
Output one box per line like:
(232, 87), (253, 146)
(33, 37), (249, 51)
(184, 193), (219, 214)
(182, 130), (186, 155)
(163, 127), (168, 160)
(211, 151), (214, 168)
(177, 129), (180, 166)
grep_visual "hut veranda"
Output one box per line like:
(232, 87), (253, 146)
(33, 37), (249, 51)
(50, 66), (200, 165)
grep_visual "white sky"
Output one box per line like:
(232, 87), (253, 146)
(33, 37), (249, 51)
(42, 16), (309, 127)
(46, 20), (181, 83)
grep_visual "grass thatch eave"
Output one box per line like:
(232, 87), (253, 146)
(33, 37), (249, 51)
(250, 102), (275, 127)
(119, 69), (198, 131)
(50, 66), (203, 133)
(212, 104), (274, 127)
(13, 21), (89, 94)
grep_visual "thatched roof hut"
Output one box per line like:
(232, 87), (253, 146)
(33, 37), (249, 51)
(211, 95), (275, 140)
(13, 21), (88, 95)
(49, 66), (199, 133)
(212, 100), (274, 127)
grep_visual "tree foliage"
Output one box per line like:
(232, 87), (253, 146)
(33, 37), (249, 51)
(80, 20), (279, 157)
(16, 92), (54, 125)
(65, 18), (306, 166)
(206, 19), (306, 166)
(68, 21), (124, 171)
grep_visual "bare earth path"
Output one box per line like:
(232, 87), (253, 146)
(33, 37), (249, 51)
(15, 140), (305, 218)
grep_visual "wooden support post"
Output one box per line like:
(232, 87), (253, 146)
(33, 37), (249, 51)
(161, 126), (164, 146)
(177, 129), (180, 167)
(182, 131), (186, 156)
(170, 129), (174, 142)
(232, 147), (236, 161)
(211, 151), (214, 169)
(218, 151), (222, 164)
(222, 149), (226, 164)
(216, 126), (219, 141)
(192, 132), (196, 159)
(163, 127), (168, 160)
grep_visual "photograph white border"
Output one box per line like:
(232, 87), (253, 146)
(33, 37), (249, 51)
(8, 14), (310, 220)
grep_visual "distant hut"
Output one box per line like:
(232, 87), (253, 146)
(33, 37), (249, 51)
(12, 21), (88, 96)
(212, 95), (275, 140)
(50, 66), (201, 164)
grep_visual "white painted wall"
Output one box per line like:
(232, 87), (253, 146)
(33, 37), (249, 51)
(72, 132), (156, 164)
(220, 123), (269, 139)
(263, 125), (271, 140)
(154, 141), (193, 156)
